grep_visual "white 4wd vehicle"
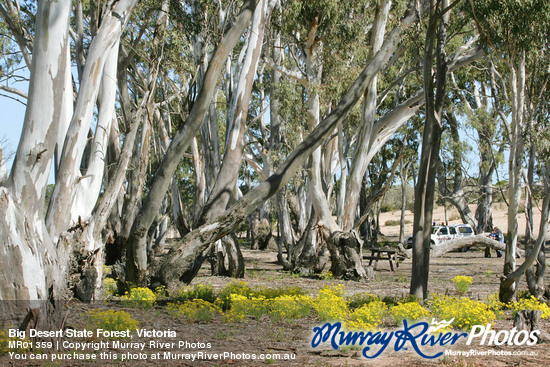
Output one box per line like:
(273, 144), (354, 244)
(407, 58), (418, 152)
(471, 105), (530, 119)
(430, 225), (456, 246)
(405, 224), (475, 248)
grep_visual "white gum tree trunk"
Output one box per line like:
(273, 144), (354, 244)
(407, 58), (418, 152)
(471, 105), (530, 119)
(0, 146), (7, 185)
(200, 0), (271, 225)
(341, 0), (391, 232)
(46, 0), (137, 242)
(72, 42), (120, 221)
(1, 0), (137, 327)
(0, 0), (71, 327)
(304, 19), (339, 235)
(500, 52), (526, 302)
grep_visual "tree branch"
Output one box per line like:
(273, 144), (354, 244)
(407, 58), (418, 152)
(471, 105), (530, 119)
(264, 57), (309, 87)
(0, 83), (28, 99)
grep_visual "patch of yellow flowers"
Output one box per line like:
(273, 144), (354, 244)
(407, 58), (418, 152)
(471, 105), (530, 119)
(452, 275), (473, 295)
(0, 329), (31, 355)
(121, 287), (157, 309)
(390, 302), (430, 325)
(107, 277), (550, 334)
(430, 294), (496, 330)
(268, 295), (313, 322)
(84, 309), (139, 337)
(346, 300), (388, 330)
(508, 296), (550, 319)
(312, 285), (348, 322)
(167, 299), (222, 323)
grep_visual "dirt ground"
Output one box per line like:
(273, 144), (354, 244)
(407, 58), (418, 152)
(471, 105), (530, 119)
(3, 244), (550, 367)
(2, 205), (550, 367)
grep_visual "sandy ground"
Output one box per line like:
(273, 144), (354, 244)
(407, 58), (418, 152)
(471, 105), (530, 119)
(2, 205), (549, 367)
(3, 244), (549, 367)
(379, 203), (547, 239)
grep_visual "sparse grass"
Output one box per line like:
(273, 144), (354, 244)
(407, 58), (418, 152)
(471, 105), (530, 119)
(384, 219), (411, 226)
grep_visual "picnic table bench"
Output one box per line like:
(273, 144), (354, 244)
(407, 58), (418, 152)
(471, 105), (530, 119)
(363, 246), (399, 271)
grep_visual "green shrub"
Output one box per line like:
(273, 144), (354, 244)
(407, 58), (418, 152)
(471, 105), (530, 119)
(348, 293), (381, 309)
(255, 286), (307, 300)
(380, 202), (399, 213)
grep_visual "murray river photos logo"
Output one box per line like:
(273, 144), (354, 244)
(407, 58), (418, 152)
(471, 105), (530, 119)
(311, 319), (540, 359)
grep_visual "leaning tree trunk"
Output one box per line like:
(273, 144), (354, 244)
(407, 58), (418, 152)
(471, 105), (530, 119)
(197, 0), (270, 276)
(125, 0), (256, 285)
(501, 166), (550, 302)
(341, 0), (391, 233)
(525, 162), (549, 298)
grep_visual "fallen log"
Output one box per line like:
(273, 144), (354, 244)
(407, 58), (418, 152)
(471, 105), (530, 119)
(397, 235), (524, 258)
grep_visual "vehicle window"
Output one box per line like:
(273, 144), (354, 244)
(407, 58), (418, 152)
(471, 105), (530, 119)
(458, 227), (473, 233)
(449, 227), (457, 235)
(439, 228), (448, 235)
(432, 227), (439, 234)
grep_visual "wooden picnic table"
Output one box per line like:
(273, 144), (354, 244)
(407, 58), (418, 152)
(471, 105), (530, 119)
(363, 246), (399, 271)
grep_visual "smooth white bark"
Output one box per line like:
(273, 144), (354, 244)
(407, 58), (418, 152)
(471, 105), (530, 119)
(72, 41), (119, 221)
(8, 0), (72, 214)
(46, 0), (138, 241)
(341, 0), (391, 232)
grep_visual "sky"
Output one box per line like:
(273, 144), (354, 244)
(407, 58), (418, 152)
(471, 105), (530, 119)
(0, 87), (26, 169)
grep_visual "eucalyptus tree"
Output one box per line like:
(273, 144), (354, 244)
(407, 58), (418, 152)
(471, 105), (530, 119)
(124, 0), (257, 285)
(0, 0), (138, 327)
(523, 48), (550, 299)
(196, 0), (276, 277)
(436, 111), (476, 228)
(445, 66), (504, 235)
(468, 0), (550, 302)
(410, 0), (451, 301)
(264, 0), (376, 274)
(154, 0), (434, 286)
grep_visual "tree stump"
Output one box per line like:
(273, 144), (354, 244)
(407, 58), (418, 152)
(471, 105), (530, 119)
(327, 231), (368, 280)
(513, 309), (549, 343)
